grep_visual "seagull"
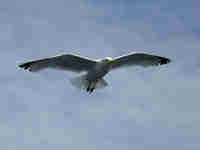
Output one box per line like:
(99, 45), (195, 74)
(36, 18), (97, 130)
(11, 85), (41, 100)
(18, 52), (171, 93)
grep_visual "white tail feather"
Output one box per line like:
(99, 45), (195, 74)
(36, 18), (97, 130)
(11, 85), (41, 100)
(69, 75), (108, 89)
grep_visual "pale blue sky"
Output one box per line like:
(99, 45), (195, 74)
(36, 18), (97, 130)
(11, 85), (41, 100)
(0, 0), (200, 149)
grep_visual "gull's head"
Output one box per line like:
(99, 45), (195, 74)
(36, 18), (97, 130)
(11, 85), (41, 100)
(101, 57), (113, 63)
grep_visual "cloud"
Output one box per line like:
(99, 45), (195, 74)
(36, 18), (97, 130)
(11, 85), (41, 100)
(0, 0), (200, 149)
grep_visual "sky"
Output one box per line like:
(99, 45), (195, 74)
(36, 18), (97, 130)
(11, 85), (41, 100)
(0, 0), (200, 149)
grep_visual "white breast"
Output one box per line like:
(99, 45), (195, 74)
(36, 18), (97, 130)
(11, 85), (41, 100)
(87, 61), (110, 81)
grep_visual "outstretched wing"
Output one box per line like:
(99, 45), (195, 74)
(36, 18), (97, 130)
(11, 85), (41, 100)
(110, 52), (171, 70)
(18, 54), (97, 72)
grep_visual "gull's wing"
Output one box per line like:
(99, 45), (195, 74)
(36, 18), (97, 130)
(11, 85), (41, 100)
(18, 54), (97, 72)
(110, 52), (171, 70)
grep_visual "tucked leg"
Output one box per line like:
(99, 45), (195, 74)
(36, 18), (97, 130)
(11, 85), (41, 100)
(90, 87), (95, 93)
(89, 81), (96, 93)
(87, 81), (91, 92)
(87, 87), (90, 92)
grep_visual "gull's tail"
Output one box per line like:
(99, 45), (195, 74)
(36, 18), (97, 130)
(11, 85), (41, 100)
(69, 75), (108, 90)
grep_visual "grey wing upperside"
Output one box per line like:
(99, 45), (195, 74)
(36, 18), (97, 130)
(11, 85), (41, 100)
(18, 54), (97, 73)
(110, 52), (171, 70)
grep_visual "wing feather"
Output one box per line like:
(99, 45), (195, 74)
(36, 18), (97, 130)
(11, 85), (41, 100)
(110, 52), (171, 70)
(18, 54), (97, 72)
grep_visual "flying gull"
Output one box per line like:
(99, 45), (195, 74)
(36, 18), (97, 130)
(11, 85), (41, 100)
(19, 52), (171, 93)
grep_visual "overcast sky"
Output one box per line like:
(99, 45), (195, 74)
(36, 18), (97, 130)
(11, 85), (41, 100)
(1, 0), (200, 149)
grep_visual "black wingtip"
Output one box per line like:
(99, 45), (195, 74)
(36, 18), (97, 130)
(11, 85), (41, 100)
(18, 62), (32, 70)
(159, 57), (171, 65)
